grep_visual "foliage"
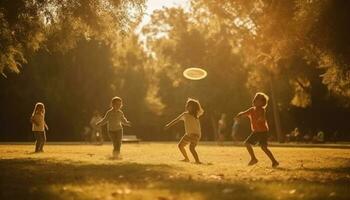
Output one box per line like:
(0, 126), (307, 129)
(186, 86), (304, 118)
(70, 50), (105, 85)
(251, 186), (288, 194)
(1, 0), (350, 140)
(0, 0), (145, 74)
(201, 0), (350, 104)
(142, 6), (255, 139)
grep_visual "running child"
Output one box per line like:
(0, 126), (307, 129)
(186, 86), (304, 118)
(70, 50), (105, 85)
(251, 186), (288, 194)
(235, 92), (279, 167)
(30, 102), (49, 153)
(96, 97), (131, 159)
(164, 98), (204, 164)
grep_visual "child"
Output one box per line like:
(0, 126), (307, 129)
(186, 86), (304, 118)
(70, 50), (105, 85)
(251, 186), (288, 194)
(164, 98), (204, 164)
(96, 97), (131, 159)
(235, 92), (279, 167)
(231, 117), (240, 141)
(217, 113), (227, 145)
(30, 102), (49, 153)
(90, 110), (103, 145)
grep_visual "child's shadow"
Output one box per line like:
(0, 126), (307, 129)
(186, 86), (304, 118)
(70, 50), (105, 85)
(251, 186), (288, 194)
(273, 167), (292, 171)
(26, 151), (41, 155)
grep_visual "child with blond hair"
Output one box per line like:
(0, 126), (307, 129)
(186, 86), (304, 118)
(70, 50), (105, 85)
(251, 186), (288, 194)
(165, 98), (204, 164)
(30, 102), (48, 153)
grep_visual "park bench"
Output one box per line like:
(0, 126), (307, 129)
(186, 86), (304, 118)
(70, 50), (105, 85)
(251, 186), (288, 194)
(122, 135), (140, 143)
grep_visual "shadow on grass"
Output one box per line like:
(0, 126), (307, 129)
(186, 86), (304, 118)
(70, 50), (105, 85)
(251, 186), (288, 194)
(275, 166), (350, 174)
(301, 166), (350, 177)
(0, 158), (349, 200)
(0, 158), (271, 200)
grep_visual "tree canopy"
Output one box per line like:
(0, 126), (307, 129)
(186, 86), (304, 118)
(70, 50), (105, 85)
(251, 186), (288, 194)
(0, 0), (145, 74)
(1, 0), (350, 141)
(202, 0), (350, 103)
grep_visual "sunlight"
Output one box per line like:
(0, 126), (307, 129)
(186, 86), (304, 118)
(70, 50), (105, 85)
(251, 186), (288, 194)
(137, 0), (190, 40)
(1, 0), (350, 199)
(146, 0), (189, 13)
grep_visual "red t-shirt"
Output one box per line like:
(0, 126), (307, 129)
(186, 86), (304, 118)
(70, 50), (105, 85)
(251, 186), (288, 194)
(245, 107), (269, 132)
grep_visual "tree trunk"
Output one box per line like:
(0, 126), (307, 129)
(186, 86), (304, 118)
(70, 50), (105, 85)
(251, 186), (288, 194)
(269, 76), (283, 142)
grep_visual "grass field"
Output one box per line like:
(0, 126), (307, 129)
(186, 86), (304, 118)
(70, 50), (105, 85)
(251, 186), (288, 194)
(0, 143), (349, 200)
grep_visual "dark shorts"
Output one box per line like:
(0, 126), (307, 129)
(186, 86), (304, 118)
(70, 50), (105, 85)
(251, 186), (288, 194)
(245, 132), (269, 146)
(179, 134), (200, 146)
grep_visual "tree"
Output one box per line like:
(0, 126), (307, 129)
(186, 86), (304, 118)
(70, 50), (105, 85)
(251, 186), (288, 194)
(197, 0), (350, 141)
(143, 7), (252, 140)
(202, 0), (350, 102)
(0, 0), (145, 74)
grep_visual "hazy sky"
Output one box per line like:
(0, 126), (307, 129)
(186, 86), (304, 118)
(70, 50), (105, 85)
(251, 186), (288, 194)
(145, 0), (189, 15)
(137, 0), (190, 33)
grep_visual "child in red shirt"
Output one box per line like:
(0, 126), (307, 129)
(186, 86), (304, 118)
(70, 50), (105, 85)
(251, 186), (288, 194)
(235, 92), (279, 167)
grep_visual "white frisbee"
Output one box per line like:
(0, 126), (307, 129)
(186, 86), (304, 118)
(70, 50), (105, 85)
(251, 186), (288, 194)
(183, 67), (208, 80)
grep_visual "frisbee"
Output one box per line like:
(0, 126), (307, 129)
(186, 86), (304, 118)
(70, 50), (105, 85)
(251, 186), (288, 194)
(183, 67), (208, 80)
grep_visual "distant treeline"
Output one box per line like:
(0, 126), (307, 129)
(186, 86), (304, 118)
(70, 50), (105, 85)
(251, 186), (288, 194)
(0, 0), (350, 141)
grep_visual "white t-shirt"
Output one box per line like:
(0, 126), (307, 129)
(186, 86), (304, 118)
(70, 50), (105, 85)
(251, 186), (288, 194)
(32, 113), (46, 132)
(99, 109), (128, 131)
(181, 112), (201, 136)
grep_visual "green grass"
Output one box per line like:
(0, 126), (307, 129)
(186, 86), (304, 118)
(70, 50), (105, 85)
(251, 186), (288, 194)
(0, 143), (349, 200)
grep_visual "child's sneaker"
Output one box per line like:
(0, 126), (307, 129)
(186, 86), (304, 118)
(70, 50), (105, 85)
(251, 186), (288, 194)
(248, 158), (258, 166)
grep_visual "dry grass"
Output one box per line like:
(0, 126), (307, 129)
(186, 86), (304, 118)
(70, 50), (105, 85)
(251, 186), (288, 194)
(0, 143), (349, 200)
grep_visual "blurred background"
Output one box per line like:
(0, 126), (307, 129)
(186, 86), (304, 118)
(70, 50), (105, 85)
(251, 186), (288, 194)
(0, 0), (349, 142)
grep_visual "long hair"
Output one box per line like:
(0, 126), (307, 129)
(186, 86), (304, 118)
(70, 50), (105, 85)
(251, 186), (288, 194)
(186, 98), (204, 118)
(32, 102), (45, 116)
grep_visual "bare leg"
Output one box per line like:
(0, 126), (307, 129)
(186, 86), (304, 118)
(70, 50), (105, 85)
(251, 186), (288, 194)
(40, 132), (46, 152)
(109, 130), (122, 159)
(34, 132), (40, 152)
(189, 144), (201, 164)
(178, 142), (189, 162)
(245, 142), (258, 165)
(261, 146), (279, 167)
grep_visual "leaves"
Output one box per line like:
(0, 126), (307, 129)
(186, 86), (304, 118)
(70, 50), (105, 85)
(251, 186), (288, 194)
(0, 0), (145, 73)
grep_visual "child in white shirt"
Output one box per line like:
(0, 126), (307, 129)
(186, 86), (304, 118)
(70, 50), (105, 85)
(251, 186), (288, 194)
(97, 97), (131, 159)
(165, 98), (204, 164)
(30, 102), (48, 153)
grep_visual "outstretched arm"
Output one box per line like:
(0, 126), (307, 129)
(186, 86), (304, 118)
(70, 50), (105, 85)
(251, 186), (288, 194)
(96, 110), (110, 126)
(234, 108), (252, 119)
(164, 113), (184, 130)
